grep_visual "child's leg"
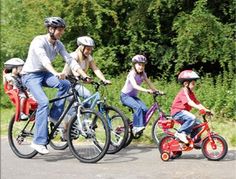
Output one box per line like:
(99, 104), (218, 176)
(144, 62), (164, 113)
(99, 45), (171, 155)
(120, 93), (145, 127)
(190, 118), (202, 142)
(19, 96), (28, 119)
(173, 110), (196, 134)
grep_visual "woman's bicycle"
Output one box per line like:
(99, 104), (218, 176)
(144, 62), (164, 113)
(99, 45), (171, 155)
(67, 76), (129, 154)
(123, 91), (169, 147)
(3, 75), (110, 163)
(158, 111), (228, 161)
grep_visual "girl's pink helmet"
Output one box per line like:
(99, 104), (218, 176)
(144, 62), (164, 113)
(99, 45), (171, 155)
(178, 70), (200, 83)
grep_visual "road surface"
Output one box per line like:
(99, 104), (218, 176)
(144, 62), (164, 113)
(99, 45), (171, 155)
(1, 137), (236, 179)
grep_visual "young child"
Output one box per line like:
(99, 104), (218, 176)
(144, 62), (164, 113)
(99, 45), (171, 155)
(4, 58), (29, 120)
(171, 70), (210, 144)
(120, 54), (162, 135)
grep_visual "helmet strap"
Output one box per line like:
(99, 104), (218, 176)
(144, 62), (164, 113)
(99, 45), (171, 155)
(132, 64), (143, 75)
(48, 27), (57, 40)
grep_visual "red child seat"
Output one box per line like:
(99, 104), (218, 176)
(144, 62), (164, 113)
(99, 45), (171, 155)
(3, 70), (38, 121)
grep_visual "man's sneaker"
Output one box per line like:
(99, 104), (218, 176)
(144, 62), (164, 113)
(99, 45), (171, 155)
(20, 112), (28, 120)
(132, 126), (145, 135)
(31, 142), (49, 154)
(175, 132), (189, 144)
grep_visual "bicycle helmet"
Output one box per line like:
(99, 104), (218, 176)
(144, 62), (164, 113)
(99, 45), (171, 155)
(4, 58), (25, 69)
(178, 70), (200, 83)
(44, 17), (66, 28)
(77, 36), (95, 47)
(132, 55), (147, 64)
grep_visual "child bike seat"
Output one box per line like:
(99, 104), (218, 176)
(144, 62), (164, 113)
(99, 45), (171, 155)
(3, 70), (38, 121)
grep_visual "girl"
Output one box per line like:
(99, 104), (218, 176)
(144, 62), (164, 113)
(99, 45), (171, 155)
(120, 55), (162, 135)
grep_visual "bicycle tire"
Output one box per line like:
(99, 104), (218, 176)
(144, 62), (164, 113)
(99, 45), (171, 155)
(104, 105), (129, 154)
(49, 122), (68, 150)
(202, 134), (228, 161)
(67, 109), (110, 163)
(8, 114), (38, 158)
(122, 120), (134, 148)
(151, 118), (168, 146)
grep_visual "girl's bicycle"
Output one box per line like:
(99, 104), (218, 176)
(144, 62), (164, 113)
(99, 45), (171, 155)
(67, 76), (129, 154)
(158, 111), (228, 161)
(123, 91), (169, 147)
(3, 74), (110, 163)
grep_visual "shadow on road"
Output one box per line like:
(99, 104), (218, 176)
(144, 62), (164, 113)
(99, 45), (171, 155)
(30, 145), (155, 163)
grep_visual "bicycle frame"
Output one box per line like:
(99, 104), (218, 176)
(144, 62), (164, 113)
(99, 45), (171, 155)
(75, 82), (118, 130)
(128, 93), (166, 127)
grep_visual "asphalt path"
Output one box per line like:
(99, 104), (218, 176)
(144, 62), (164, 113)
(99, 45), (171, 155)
(1, 137), (236, 179)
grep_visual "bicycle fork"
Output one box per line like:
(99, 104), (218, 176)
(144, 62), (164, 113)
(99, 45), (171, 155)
(75, 106), (87, 137)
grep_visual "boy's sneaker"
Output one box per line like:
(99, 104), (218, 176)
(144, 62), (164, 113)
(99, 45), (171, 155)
(31, 142), (49, 154)
(20, 112), (28, 120)
(132, 126), (145, 135)
(175, 132), (189, 144)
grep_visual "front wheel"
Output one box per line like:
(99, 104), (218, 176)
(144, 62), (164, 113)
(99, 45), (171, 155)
(8, 114), (38, 158)
(67, 109), (110, 163)
(202, 134), (228, 161)
(104, 106), (129, 154)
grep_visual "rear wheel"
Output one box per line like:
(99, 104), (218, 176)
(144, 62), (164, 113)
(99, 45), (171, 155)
(49, 122), (68, 150)
(8, 114), (38, 158)
(122, 120), (134, 148)
(67, 109), (110, 163)
(104, 106), (129, 154)
(202, 134), (228, 161)
(151, 118), (169, 146)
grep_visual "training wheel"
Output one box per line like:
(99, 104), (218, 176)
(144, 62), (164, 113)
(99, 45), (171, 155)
(161, 152), (170, 161)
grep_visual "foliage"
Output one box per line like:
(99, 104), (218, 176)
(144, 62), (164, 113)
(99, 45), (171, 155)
(0, 0), (235, 122)
(1, 0), (235, 79)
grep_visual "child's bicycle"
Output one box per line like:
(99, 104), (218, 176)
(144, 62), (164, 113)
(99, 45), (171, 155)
(123, 91), (169, 147)
(3, 73), (110, 163)
(158, 111), (228, 161)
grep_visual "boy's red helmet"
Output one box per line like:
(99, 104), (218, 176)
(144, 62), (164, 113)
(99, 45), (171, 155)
(178, 70), (200, 83)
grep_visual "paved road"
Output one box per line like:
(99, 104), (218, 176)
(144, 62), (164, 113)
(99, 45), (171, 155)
(1, 137), (236, 179)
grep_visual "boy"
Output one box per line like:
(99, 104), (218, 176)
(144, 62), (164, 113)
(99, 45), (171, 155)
(171, 70), (210, 144)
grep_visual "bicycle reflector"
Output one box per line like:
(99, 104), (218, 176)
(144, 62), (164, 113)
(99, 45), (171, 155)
(158, 120), (174, 129)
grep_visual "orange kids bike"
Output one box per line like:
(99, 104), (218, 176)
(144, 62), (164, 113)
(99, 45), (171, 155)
(158, 111), (228, 161)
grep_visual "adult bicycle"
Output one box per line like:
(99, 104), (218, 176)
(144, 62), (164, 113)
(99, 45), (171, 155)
(67, 76), (129, 154)
(4, 75), (110, 163)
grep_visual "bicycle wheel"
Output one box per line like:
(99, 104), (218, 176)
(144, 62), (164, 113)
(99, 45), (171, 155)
(67, 109), (110, 163)
(202, 134), (228, 161)
(49, 122), (68, 150)
(151, 118), (168, 146)
(8, 114), (38, 158)
(158, 135), (175, 153)
(122, 120), (134, 148)
(104, 106), (129, 154)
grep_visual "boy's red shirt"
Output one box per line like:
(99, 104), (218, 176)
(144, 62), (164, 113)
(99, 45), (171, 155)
(171, 88), (200, 116)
